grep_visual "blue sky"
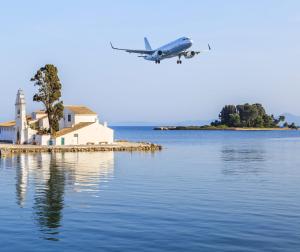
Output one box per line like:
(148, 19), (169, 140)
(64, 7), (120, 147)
(0, 0), (299, 124)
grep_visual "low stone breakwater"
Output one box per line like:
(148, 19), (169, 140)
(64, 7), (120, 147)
(0, 142), (162, 157)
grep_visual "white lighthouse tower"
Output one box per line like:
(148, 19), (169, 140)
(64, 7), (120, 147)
(15, 89), (27, 144)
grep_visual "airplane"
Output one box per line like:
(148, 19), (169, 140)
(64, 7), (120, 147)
(110, 37), (211, 64)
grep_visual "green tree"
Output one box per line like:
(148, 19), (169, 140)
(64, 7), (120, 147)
(253, 103), (266, 116)
(238, 103), (262, 127)
(210, 120), (221, 126)
(262, 114), (274, 127)
(289, 122), (297, 129)
(228, 113), (241, 127)
(31, 64), (64, 134)
(254, 116), (264, 128)
(227, 113), (241, 127)
(219, 105), (237, 125)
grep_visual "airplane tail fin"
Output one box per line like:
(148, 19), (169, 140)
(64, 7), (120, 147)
(144, 37), (152, 51)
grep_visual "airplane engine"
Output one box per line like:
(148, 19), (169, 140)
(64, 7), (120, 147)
(184, 51), (196, 59)
(150, 50), (164, 61)
(153, 50), (165, 58)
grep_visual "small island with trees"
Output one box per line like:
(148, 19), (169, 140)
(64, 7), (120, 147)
(154, 103), (298, 131)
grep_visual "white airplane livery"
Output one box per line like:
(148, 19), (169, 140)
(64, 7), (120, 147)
(110, 37), (211, 64)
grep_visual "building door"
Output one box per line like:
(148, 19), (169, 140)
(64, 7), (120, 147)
(16, 130), (20, 144)
(61, 137), (65, 145)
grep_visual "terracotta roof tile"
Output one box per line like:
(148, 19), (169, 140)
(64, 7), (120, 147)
(65, 105), (97, 115)
(35, 110), (46, 114)
(0, 120), (16, 127)
(0, 114), (35, 127)
(54, 122), (94, 137)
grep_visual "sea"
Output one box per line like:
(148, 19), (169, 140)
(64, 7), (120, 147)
(0, 127), (300, 251)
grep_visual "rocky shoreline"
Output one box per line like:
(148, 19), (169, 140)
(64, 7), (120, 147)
(0, 141), (162, 157)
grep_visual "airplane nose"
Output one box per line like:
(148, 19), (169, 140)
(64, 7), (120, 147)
(189, 39), (193, 45)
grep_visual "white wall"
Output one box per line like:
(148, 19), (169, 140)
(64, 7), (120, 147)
(25, 127), (37, 144)
(0, 126), (15, 143)
(60, 108), (98, 129)
(54, 122), (114, 146)
(32, 112), (47, 120)
(74, 115), (97, 124)
(36, 134), (51, 145)
(38, 117), (49, 129)
(61, 108), (75, 128)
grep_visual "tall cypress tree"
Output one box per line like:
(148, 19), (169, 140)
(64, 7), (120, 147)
(31, 64), (64, 134)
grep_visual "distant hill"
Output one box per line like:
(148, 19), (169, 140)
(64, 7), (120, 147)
(281, 113), (300, 126)
(111, 119), (215, 127)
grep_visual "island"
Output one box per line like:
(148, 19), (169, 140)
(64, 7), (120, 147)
(154, 103), (298, 131)
(0, 64), (162, 155)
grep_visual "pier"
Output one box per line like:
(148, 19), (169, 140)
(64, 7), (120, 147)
(0, 141), (162, 157)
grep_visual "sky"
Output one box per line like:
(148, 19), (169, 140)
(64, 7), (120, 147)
(0, 0), (299, 124)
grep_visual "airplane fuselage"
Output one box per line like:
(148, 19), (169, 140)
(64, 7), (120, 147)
(145, 37), (193, 61)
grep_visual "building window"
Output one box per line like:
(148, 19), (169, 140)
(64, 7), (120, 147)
(68, 114), (71, 122)
(18, 109), (20, 115)
(0, 128), (1, 134)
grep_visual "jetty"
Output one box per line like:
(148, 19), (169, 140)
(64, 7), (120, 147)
(0, 141), (162, 157)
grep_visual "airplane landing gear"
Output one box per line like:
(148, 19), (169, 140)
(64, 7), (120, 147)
(177, 55), (182, 64)
(155, 60), (160, 64)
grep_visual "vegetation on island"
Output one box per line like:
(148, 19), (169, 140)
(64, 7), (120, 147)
(154, 103), (298, 131)
(211, 103), (289, 128)
(31, 64), (64, 135)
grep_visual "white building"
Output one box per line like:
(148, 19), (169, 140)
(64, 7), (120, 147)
(0, 89), (114, 145)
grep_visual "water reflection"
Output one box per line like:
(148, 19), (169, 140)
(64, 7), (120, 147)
(15, 155), (29, 207)
(14, 152), (114, 240)
(67, 152), (114, 192)
(221, 143), (266, 175)
(33, 154), (66, 240)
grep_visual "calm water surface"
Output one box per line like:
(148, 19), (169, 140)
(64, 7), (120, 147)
(1, 127), (300, 251)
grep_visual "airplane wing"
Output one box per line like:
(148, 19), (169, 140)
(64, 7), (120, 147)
(110, 42), (154, 55)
